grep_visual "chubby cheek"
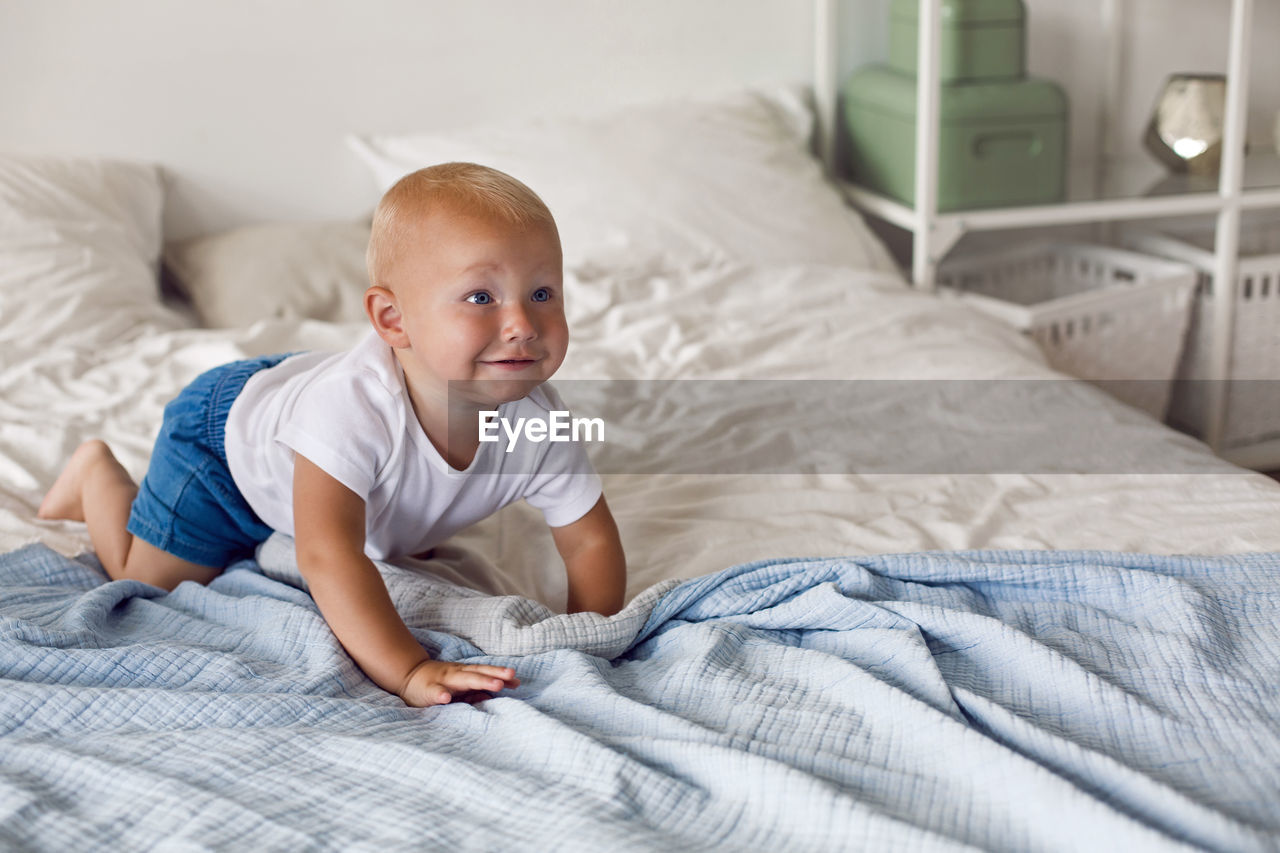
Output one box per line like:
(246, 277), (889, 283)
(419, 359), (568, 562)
(542, 322), (570, 372)
(444, 317), (501, 360)
(542, 307), (569, 345)
(416, 338), (482, 386)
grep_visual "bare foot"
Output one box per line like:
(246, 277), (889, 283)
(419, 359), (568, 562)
(38, 439), (114, 522)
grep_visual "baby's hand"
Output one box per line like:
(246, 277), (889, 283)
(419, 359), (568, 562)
(398, 658), (520, 707)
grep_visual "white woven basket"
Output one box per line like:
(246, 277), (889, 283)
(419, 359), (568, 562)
(937, 242), (1197, 419)
(1129, 225), (1280, 448)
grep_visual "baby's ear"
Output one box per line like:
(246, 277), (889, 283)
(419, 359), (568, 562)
(365, 286), (409, 348)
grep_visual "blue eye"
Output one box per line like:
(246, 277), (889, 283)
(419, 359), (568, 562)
(532, 287), (551, 303)
(466, 292), (492, 305)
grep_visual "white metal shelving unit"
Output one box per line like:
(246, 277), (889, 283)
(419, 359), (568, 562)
(814, 0), (1280, 466)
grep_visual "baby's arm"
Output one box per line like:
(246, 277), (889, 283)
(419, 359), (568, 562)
(292, 454), (519, 706)
(550, 495), (626, 616)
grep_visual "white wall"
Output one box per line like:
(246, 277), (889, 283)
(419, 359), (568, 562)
(4, 1), (1273, 242)
(0, 0), (814, 239)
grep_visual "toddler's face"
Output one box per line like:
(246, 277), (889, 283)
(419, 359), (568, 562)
(390, 208), (568, 407)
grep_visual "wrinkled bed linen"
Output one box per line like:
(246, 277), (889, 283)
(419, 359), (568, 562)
(5, 263), (1280, 605)
(0, 540), (1276, 851)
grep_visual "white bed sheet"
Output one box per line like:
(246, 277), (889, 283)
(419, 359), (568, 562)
(6, 260), (1278, 609)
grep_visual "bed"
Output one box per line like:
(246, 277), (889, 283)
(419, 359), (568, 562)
(3, 11), (1280, 850)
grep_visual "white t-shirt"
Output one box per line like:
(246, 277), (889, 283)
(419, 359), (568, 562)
(224, 331), (602, 560)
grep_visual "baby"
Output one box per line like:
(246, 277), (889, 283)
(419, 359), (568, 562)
(39, 162), (626, 707)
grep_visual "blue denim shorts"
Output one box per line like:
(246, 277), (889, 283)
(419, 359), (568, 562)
(126, 354), (292, 568)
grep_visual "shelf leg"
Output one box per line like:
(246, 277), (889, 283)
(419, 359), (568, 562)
(911, 0), (942, 290)
(812, 0), (838, 176)
(1205, 0), (1252, 452)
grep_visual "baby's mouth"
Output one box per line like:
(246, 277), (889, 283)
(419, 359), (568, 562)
(483, 357), (539, 371)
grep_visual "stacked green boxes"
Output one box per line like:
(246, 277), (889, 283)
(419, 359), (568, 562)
(843, 0), (1067, 211)
(888, 0), (1028, 83)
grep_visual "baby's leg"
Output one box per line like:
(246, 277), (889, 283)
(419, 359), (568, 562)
(39, 440), (219, 590)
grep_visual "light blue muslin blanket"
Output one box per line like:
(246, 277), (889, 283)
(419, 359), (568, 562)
(0, 537), (1277, 851)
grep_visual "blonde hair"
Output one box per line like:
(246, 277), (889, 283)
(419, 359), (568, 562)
(366, 162), (557, 289)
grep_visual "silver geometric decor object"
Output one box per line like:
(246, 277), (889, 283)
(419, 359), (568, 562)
(1144, 73), (1228, 176)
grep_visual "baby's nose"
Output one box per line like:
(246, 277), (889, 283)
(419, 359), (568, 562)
(501, 304), (536, 340)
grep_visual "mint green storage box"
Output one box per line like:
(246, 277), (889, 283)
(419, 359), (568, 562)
(842, 65), (1067, 211)
(890, 0), (1026, 82)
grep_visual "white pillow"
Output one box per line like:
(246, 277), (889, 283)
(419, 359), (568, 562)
(348, 87), (896, 279)
(164, 221), (372, 328)
(0, 154), (176, 355)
